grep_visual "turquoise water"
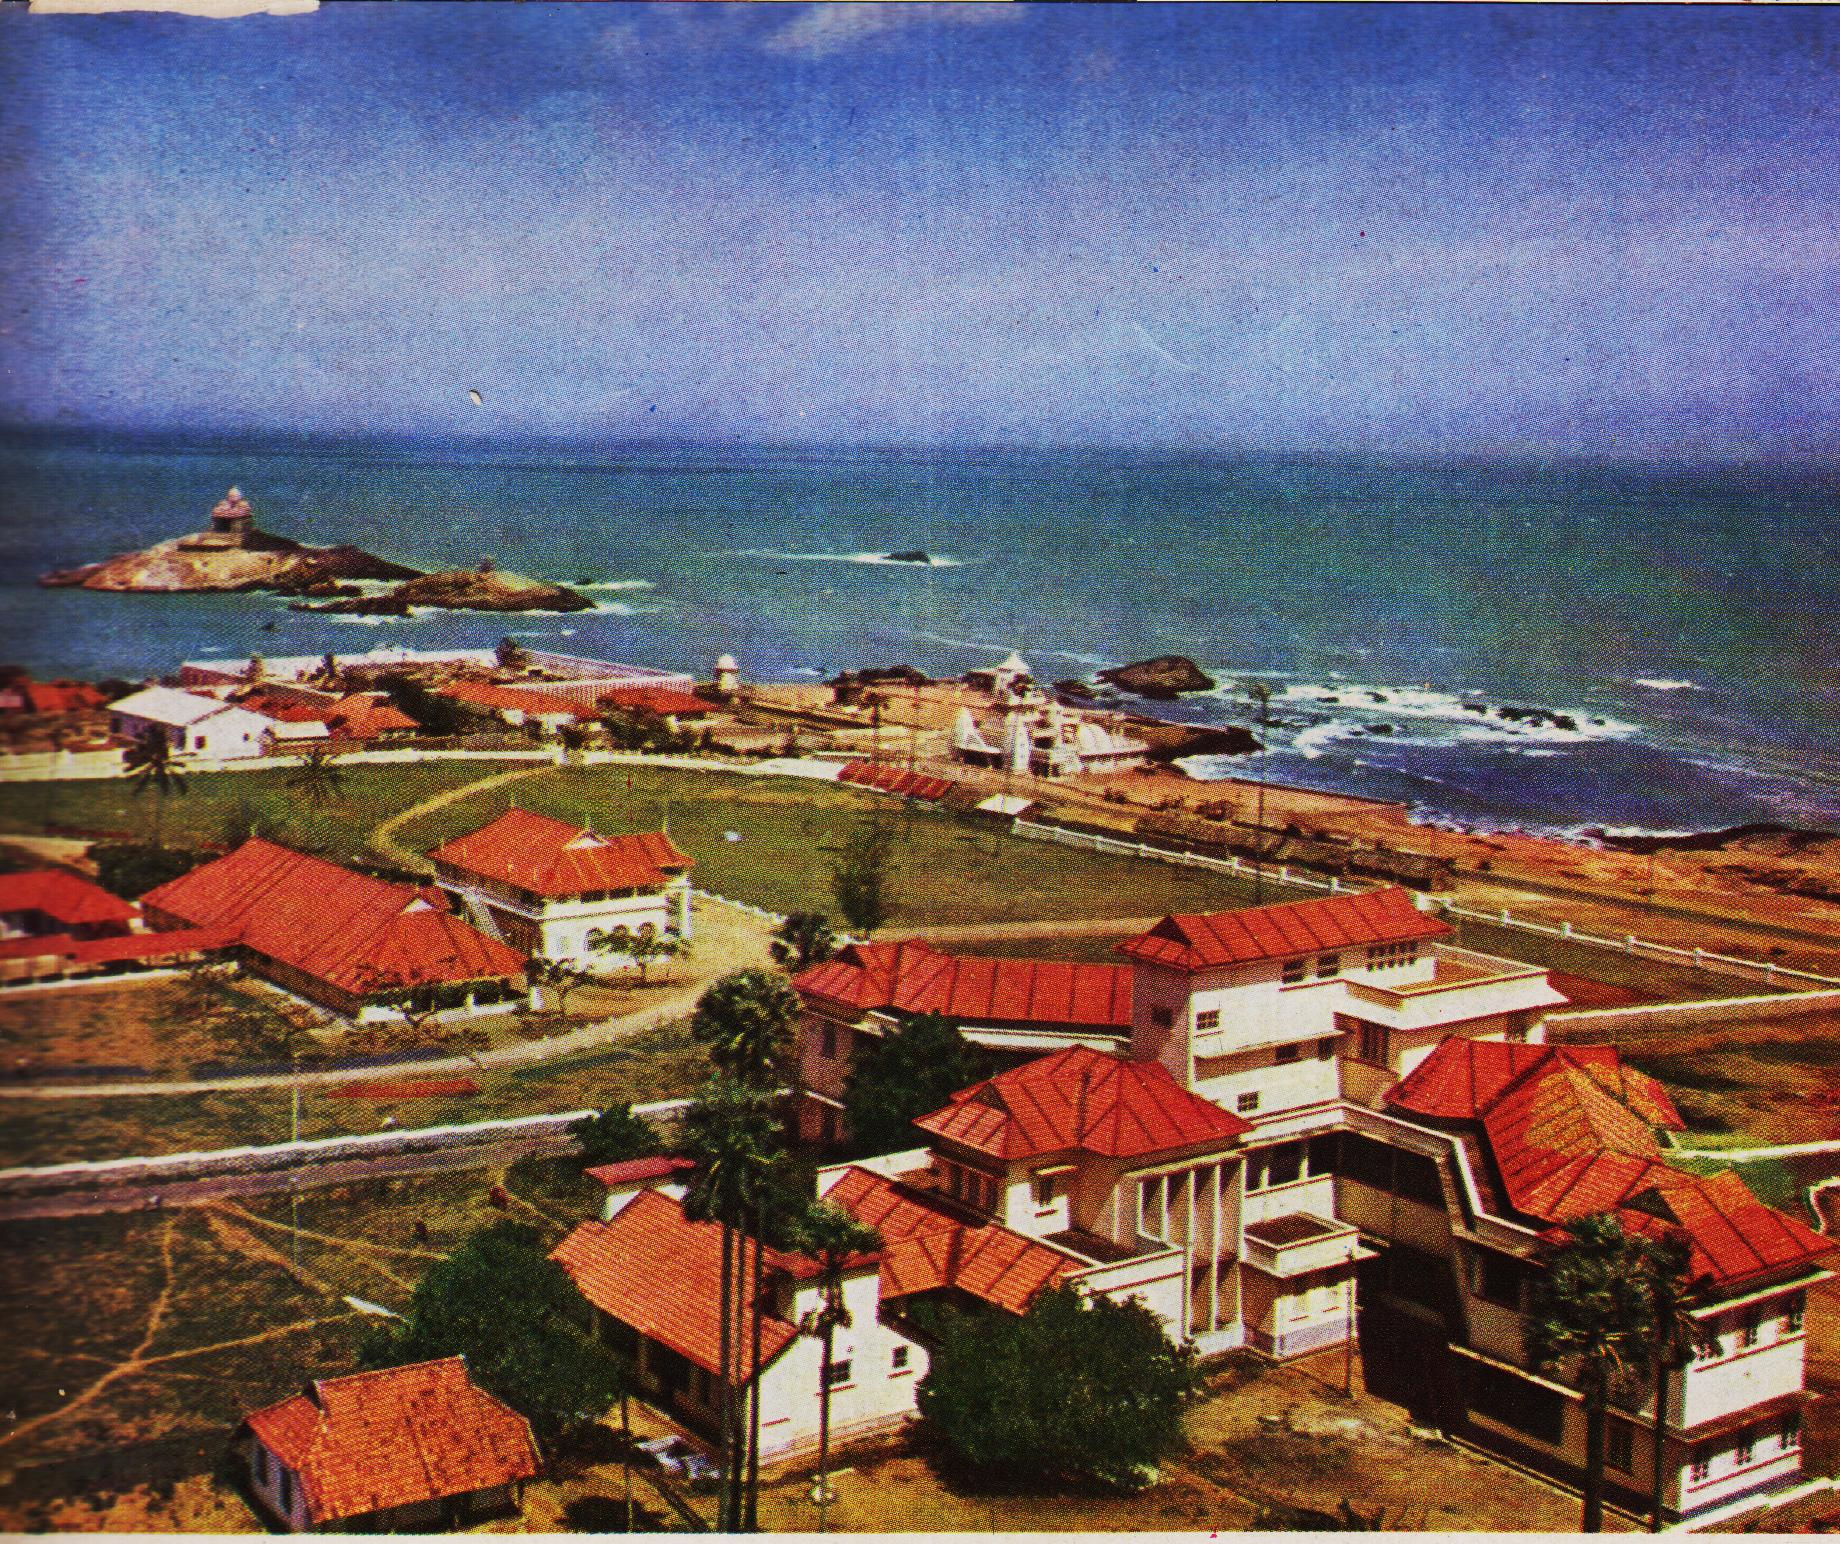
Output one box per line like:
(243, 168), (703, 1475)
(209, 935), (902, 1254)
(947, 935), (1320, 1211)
(2, 433), (1836, 836)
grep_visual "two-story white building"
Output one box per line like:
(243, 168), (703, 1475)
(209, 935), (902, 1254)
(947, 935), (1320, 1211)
(428, 808), (692, 965)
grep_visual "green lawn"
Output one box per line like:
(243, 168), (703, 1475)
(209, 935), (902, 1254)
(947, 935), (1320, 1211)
(0, 1021), (711, 1169)
(1444, 915), (1742, 1003)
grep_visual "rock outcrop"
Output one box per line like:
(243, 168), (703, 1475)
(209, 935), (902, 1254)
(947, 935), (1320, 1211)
(292, 564), (594, 615)
(1096, 655), (1217, 698)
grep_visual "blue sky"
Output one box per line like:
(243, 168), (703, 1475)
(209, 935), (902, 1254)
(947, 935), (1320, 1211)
(2, 3), (1836, 453)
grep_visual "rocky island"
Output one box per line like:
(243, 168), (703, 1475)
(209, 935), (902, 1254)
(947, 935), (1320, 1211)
(38, 488), (418, 595)
(1096, 655), (1218, 698)
(290, 560), (594, 615)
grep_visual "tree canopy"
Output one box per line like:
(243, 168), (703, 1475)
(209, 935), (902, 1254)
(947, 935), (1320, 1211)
(689, 969), (800, 1086)
(916, 1286), (1198, 1490)
(569, 1102), (664, 1168)
(831, 817), (897, 934)
(770, 912), (838, 972)
(842, 1012), (994, 1157)
(358, 1220), (626, 1440)
(90, 841), (205, 899)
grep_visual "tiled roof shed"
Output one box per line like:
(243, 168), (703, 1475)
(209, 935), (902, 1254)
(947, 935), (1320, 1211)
(1119, 886), (1451, 972)
(241, 1357), (541, 1527)
(793, 939), (1132, 1029)
(0, 869), (138, 931)
(429, 808), (691, 899)
(915, 1044), (1251, 1163)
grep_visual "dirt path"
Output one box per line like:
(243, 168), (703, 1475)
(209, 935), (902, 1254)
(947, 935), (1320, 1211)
(367, 763), (552, 873)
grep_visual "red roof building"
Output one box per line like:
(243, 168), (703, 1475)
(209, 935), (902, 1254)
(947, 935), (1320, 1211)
(0, 869), (138, 938)
(1119, 886), (1451, 973)
(794, 939), (1131, 1029)
(598, 687), (711, 719)
(915, 1044), (1250, 1163)
(429, 808), (691, 900)
(142, 839), (525, 1014)
(436, 679), (588, 721)
(240, 1357), (540, 1531)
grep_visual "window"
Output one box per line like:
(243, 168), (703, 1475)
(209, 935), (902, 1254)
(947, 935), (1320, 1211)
(1265, 1142), (1304, 1187)
(1740, 1308), (1764, 1349)
(1194, 1008), (1221, 1034)
(256, 1447), (271, 1487)
(1476, 1251), (1525, 1310)
(948, 1164), (998, 1213)
(1607, 1417), (1636, 1475)
(821, 1024), (837, 1060)
(1505, 1014), (1530, 1043)
(826, 1359), (853, 1388)
(1690, 1451), (1712, 1486)
(1787, 1293), (1807, 1334)
(1275, 1042), (1300, 1064)
(1353, 1020), (1389, 1065)
(279, 1468), (294, 1513)
(1780, 1414), (1803, 1452)
(891, 1345), (910, 1372)
(1281, 958), (1307, 985)
(1237, 1090), (1261, 1114)
(1033, 1173), (1059, 1209)
(1317, 952), (1341, 978)
(1151, 1006), (1174, 1030)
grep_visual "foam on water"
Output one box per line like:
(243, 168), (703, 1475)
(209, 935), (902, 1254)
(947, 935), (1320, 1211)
(739, 549), (967, 568)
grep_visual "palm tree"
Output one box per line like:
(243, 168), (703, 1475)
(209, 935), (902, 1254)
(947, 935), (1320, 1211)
(284, 746), (346, 810)
(793, 1201), (882, 1534)
(690, 969), (800, 1088)
(678, 1078), (785, 1533)
(1244, 680), (1273, 903)
(1636, 1232), (1711, 1532)
(124, 725), (187, 847)
(1525, 1214), (1660, 1533)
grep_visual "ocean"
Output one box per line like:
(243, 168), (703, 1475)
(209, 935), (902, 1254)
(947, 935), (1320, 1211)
(2, 432), (1837, 839)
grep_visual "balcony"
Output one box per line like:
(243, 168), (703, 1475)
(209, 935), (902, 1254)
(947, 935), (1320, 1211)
(1339, 946), (1569, 1031)
(1243, 1213), (1371, 1278)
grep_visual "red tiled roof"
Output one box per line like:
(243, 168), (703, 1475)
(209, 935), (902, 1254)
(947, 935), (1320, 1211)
(585, 1155), (696, 1188)
(823, 1166), (1085, 1314)
(243, 1357), (540, 1526)
(837, 761), (955, 800)
(328, 695), (417, 739)
(914, 1045), (1250, 1162)
(142, 839), (524, 997)
(66, 925), (237, 964)
(552, 1191), (801, 1377)
(18, 681), (107, 715)
(429, 809), (692, 898)
(438, 680), (586, 718)
(1388, 1038), (1830, 1288)
(793, 939), (1132, 1029)
(599, 688), (710, 718)
(1118, 887), (1451, 972)
(0, 869), (137, 929)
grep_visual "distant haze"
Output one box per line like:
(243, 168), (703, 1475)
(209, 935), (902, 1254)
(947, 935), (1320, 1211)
(2, 4), (1836, 455)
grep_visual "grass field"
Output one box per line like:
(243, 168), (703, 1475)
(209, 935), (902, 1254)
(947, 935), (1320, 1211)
(0, 1020), (711, 1169)
(1631, 1032), (1840, 1150)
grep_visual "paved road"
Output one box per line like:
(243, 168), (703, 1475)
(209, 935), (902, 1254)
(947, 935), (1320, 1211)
(0, 1128), (578, 1221)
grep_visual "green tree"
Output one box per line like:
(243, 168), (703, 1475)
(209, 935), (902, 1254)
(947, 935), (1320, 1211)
(376, 673), (483, 737)
(690, 968), (800, 1087)
(89, 841), (204, 899)
(917, 1286), (1199, 1490)
(790, 1202), (882, 1533)
(528, 956), (592, 1019)
(842, 1012), (992, 1157)
(678, 1078), (786, 1532)
(1525, 1214), (1660, 1533)
(123, 726), (187, 846)
(496, 636), (530, 672)
(831, 818), (896, 934)
(608, 925), (683, 986)
(770, 912), (837, 972)
(1637, 1232), (1712, 1532)
(284, 745), (346, 810)
(358, 1219), (628, 1441)
(568, 1102), (663, 1168)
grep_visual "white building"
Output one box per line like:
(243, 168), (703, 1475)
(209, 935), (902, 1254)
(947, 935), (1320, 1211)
(428, 807), (692, 964)
(951, 655), (1148, 778)
(108, 685), (275, 761)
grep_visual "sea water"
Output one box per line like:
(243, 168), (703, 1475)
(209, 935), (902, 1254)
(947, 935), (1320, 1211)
(2, 432), (1836, 838)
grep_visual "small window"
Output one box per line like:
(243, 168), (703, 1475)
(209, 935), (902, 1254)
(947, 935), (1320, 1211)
(1281, 958), (1307, 985)
(1689, 1451), (1712, 1486)
(1317, 953), (1341, 978)
(1150, 1006), (1175, 1030)
(1265, 1142), (1304, 1187)
(826, 1358), (852, 1388)
(891, 1345), (910, 1372)
(1033, 1173), (1059, 1208)
(1357, 1022), (1389, 1065)
(1194, 1008), (1221, 1033)
(1781, 1414), (1803, 1452)
(1786, 1293), (1807, 1334)
(1275, 1042), (1300, 1064)
(256, 1447), (271, 1487)
(1237, 1091), (1261, 1114)
(1607, 1417), (1636, 1475)
(820, 1024), (837, 1060)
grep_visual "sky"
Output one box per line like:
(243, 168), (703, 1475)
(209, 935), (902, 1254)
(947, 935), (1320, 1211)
(2, 3), (1836, 454)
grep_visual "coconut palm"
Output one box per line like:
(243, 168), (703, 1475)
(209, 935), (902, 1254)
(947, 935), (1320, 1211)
(284, 746), (346, 810)
(123, 725), (187, 846)
(1525, 1214), (1660, 1533)
(678, 1078), (784, 1532)
(1637, 1231), (1712, 1531)
(792, 1201), (882, 1533)
(690, 968), (799, 1087)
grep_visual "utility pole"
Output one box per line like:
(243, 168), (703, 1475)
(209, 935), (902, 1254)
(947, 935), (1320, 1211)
(1247, 681), (1273, 905)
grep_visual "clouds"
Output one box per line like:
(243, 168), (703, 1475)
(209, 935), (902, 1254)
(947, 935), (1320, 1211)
(759, 2), (1021, 61)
